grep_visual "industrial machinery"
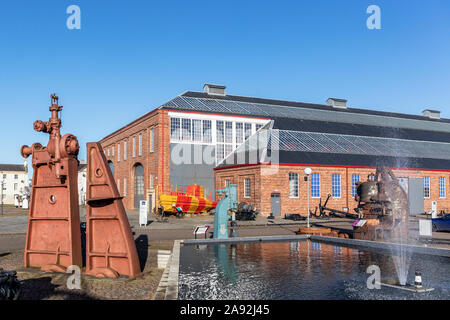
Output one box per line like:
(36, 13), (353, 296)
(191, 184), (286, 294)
(235, 202), (258, 221)
(0, 268), (21, 300)
(159, 184), (217, 215)
(213, 184), (238, 239)
(353, 166), (409, 241)
(20, 94), (140, 278)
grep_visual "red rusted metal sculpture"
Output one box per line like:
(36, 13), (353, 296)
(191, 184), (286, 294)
(21, 94), (140, 278)
(354, 166), (409, 241)
(84, 142), (140, 278)
(21, 94), (82, 272)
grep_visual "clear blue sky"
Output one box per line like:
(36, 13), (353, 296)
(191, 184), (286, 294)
(1, 0), (449, 169)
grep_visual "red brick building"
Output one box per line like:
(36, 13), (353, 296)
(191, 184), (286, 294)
(100, 84), (450, 215)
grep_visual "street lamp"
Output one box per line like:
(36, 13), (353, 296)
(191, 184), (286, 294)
(304, 168), (312, 228)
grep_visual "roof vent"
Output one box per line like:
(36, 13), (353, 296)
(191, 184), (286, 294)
(326, 98), (348, 109)
(203, 83), (226, 96)
(422, 109), (441, 120)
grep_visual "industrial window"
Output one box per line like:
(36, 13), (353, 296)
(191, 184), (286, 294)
(124, 177), (127, 196)
(132, 136), (136, 158)
(236, 122), (243, 144)
(225, 144), (232, 158)
(202, 120), (212, 143)
(332, 174), (341, 198)
(150, 174), (154, 189)
(192, 119), (202, 142)
(181, 118), (191, 141)
(216, 121), (224, 143)
(117, 179), (120, 194)
(256, 123), (264, 131)
(311, 173), (320, 198)
(424, 177), (430, 198)
(225, 122), (233, 143)
(150, 128), (154, 152)
(112, 144), (115, 156)
(124, 140), (127, 160)
(244, 178), (251, 198)
(216, 144), (224, 161)
(244, 123), (252, 140)
(170, 117), (181, 140)
(352, 174), (361, 198)
(117, 143), (121, 162)
(289, 172), (299, 198)
(139, 134), (143, 156)
(439, 177), (446, 198)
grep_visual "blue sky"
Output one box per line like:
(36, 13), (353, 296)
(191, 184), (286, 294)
(1, 0), (449, 169)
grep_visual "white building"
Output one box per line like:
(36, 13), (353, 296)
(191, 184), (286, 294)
(0, 163), (28, 206)
(78, 161), (87, 206)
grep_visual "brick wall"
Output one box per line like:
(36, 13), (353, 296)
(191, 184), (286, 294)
(216, 164), (450, 216)
(100, 109), (171, 210)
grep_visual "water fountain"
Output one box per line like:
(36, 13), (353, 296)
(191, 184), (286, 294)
(355, 166), (413, 286)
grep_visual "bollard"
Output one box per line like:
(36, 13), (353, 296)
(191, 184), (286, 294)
(414, 271), (422, 288)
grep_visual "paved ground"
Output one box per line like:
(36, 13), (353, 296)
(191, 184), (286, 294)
(1, 206), (449, 251)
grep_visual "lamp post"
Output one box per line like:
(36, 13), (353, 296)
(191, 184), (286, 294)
(304, 168), (312, 228)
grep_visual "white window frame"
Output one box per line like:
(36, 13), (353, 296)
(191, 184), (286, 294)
(139, 133), (143, 156)
(117, 143), (121, 162)
(352, 174), (360, 198)
(332, 174), (341, 198)
(311, 173), (321, 198)
(150, 128), (154, 153)
(124, 140), (127, 161)
(244, 178), (251, 198)
(289, 172), (299, 198)
(439, 177), (446, 199)
(424, 176), (430, 199)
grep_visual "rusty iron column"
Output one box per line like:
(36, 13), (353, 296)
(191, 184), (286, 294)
(21, 94), (82, 272)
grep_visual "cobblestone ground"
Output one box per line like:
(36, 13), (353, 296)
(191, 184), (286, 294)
(0, 240), (172, 300)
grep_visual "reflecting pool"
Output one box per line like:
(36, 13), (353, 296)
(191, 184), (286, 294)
(178, 240), (450, 300)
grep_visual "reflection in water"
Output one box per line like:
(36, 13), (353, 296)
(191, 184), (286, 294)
(179, 241), (450, 300)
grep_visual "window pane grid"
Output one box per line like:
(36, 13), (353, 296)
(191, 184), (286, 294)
(181, 118), (191, 141)
(289, 173), (299, 198)
(311, 173), (320, 198)
(202, 120), (212, 143)
(424, 177), (430, 198)
(332, 174), (341, 198)
(244, 178), (251, 198)
(352, 174), (360, 198)
(439, 177), (446, 198)
(170, 118), (180, 140)
(192, 119), (202, 142)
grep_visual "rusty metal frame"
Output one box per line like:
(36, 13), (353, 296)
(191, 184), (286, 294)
(84, 142), (140, 278)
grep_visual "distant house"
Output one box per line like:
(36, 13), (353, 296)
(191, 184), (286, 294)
(78, 161), (87, 206)
(0, 163), (28, 205)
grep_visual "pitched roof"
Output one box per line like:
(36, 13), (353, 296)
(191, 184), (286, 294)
(0, 164), (26, 172)
(160, 91), (450, 133)
(216, 129), (450, 171)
